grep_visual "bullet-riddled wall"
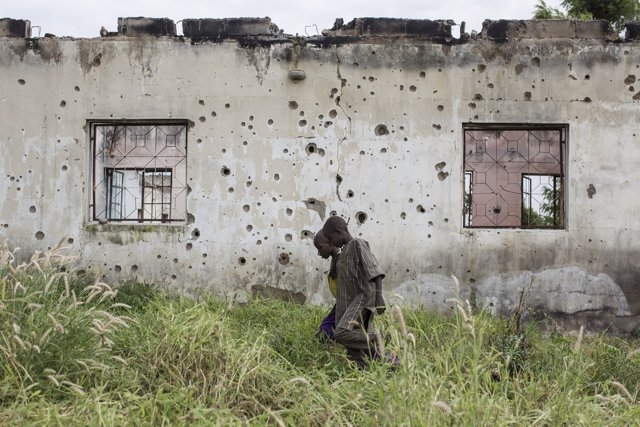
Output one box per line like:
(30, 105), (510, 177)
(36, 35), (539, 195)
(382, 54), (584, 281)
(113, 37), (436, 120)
(1, 17), (639, 332)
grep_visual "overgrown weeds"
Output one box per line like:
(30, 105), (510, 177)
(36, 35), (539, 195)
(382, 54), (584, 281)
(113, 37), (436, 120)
(2, 243), (640, 425)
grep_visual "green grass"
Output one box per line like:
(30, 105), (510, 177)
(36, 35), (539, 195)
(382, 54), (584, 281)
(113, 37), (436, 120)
(2, 242), (640, 426)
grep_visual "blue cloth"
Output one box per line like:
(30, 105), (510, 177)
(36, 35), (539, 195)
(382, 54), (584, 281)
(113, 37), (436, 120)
(317, 304), (336, 342)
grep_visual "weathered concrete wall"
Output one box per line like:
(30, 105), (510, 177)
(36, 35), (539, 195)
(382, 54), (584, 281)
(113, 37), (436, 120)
(1, 17), (639, 332)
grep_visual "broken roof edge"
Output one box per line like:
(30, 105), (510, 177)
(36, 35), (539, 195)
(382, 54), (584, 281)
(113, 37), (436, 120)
(481, 19), (619, 41)
(2, 16), (638, 42)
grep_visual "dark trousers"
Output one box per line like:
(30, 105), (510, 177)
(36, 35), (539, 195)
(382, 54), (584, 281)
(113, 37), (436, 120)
(334, 310), (377, 367)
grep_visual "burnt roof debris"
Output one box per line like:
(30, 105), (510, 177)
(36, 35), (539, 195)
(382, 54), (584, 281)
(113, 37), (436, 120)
(322, 18), (455, 40)
(182, 18), (281, 39)
(625, 21), (640, 41)
(0, 19), (31, 38)
(481, 19), (618, 41)
(117, 17), (176, 37)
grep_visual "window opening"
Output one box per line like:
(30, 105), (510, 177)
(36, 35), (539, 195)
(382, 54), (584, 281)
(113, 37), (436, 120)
(463, 126), (565, 228)
(91, 122), (187, 223)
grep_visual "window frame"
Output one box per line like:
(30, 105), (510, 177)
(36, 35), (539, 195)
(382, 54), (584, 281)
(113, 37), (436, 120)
(462, 123), (567, 230)
(88, 120), (188, 225)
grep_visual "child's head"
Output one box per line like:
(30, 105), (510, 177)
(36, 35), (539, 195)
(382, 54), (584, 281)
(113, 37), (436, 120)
(322, 215), (351, 248)
(313, 230), (334, 259)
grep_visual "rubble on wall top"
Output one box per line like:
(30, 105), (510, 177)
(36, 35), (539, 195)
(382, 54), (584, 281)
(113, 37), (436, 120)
(626, 21), (640, 41)
(117, 17), (176, 37)
(1, 16), (639, 42)
(321, 18), (454, 40)
(0, 18), (31, 38)
(481, 19), (618, 41)
(182, 18), (281, 38)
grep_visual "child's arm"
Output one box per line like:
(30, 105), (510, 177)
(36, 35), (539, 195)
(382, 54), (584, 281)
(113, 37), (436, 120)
(372, 275), (385, 315)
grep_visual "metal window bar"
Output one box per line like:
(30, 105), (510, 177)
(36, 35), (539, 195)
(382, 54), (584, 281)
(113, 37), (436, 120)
(463, 171), (473, 227)
(105, 169), (125, 220)
(141, 170), (172, 223)
(522, 175), (532, 226)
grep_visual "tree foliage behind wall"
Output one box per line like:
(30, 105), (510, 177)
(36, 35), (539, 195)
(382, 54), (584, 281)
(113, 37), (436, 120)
(533, 0), (640, 31)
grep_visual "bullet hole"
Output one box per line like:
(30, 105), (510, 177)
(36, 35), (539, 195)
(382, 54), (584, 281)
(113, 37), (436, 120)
(368, 76), (375, 82)
(474, 94), (484, 101)
(131, 265), (138, 273)
(524, 92), (532, 101)
(289, 100), (298, 109)
(60, 164), (68, 171)
(115, 265), (122, 273)
(241, 121), (246, 127)
(400, 212), (406, 219)
(432, 124), (441, 130)
(170, 274), (177, 280)
(380, 148), (387, 153)
(299, 119), (307, 127)
(18, 79), (25, 85)
(66, 238), (74, 245)
(328, 109), (337, 119)
(74, 86), (80, 91)
(238, 257), (246, 265)
(419, 71), (426, 78)
(192, 228), (200, 239)
(173, 258), (178, 263)
(221, 166), (231, 176)
(199, 116), (206, 122)
(225, 103), (230, 109)
(582, 97), (592, 103)
(468, 102), (476, 109)
(399, 85), (404, 91)
(256, 240), (262, 245)
(375, 124), (389, 136)
(274, 173), (280, 181)
(435, 162), (446, 171)
(356, 211), (368, 225)
(323, 121), (333, 128)
(197, 139), (202, 144)
(60, 100), (66, 107)
(584, 74), (590, 80)
(268, 119), (274, 125)
(35, 231), (45, 240)
(199, 99), (205, 105)
(228, 187), (234, 193)
(286, 208), (293, 216)
(437, 105), (444, 111)
(29, 206), (36, 213)
(515, 64), (524, 75)
(438, 172), (449, 181)
(347, 190), (354, 198)
(427, 234), (431, 239)
(487, 83), (494, 89)
(444, 218), (449, 222)
(278, 252), (290, 265)
(186, 243), (193, 251)
(633, 92), (640, 100)
(305, 143), (319, 155)
(211, 111), (217, 117)
(417, 205), (426, 213)
(409, 85), (417, 92)
(630, 86), (635, 92)
(246, 224), (253, 232)
(92, 54), (101, 67)
(625, 75), (636, 84)
(187, 212), (195, 225)
(301, 229), (315, 239)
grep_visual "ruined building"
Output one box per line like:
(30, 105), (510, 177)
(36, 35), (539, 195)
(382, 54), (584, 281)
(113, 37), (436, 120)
(1, 16), (639, 332)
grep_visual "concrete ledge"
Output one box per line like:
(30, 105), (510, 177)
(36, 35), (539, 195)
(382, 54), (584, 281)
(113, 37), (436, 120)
(0, 18), (31, 38)
(481, 19), (617, 41)
(117, 17), (176, 37)
(324, 18), (453, 38)
(626, 21), (640, 41)
(182, 18), (280, 38)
